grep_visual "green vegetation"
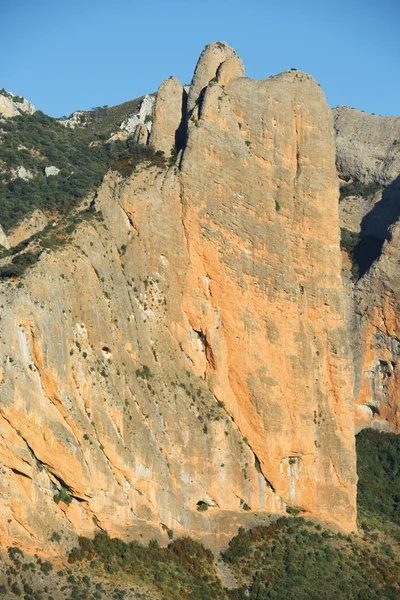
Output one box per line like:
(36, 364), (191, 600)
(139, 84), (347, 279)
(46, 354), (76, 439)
(340, 227), (361, 280)
(110, 139), (165, 178)
(67, 533), (225, 600)
(0, 111), (108, 232)
(285, 506), (300, 516)
(0, 250), (41, 279)
(0, 89), (22, 101)
(0, 110), (164, 233)
(53, 486), (73, 506)
(221, 428), (400, 599)
(340, 227), (360, 254)
(224, 517), (400, 599)
(339, 181), (381, 200)
(356, 428), (400, 528)
(135, 365), (152, 380)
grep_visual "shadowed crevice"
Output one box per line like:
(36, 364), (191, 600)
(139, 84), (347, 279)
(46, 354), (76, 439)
(354, 174), (400, 277)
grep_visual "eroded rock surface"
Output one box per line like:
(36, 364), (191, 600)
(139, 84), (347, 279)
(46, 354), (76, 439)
(334, 106), (400, 186)
(149, 77), (186, 157)
(0, 91), (36, 119)
(0, 225), (8, 249)
(355, 223), (400, 431)
(7, 209), (50, 248)
(0, 43), (357, 555)
(334, 108), (400, 433)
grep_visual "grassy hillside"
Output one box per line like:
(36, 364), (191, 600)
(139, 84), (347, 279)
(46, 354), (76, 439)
(85, 96), (149, 135)
(0, 109), (162, 234)
(0, 111), (109, 232)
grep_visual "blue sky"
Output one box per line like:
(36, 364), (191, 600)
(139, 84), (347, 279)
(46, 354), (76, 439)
(2, 0), (399, 117)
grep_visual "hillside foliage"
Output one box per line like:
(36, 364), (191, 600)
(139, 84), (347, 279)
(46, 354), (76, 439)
(356, 428), (400, 527)
(0, 111), (163, 233)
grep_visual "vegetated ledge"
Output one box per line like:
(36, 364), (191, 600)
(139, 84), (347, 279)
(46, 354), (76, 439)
(0, 206), (105, 280)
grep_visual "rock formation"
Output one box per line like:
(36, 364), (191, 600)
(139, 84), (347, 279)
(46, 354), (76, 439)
(149, 77), (186, 157)
(355, 222), (400, 431)
(334, 106), (400, 186)
(133, 123), (149, 145)
(0, 43), (357, 555)
(0, 225), (9, 249)
(334, 107), (400, 253)
(334, 108), (400, 433)
(7, 209), (50, 248)
(12, 166), (34, 182)
(0, 90), (36, 119)
(186, 42), (244, 115)
(45, 166), (61, 177)
(120, 94), (155, 135)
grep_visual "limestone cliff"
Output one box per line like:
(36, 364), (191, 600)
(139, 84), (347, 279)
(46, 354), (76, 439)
(335, 107), (400, 246)
(355, 223), (400, 431)
(0, 43), (357, 555)
(0, 90), (36, 119)
(334, 108), (400, 433)
(334, 106), (400, 186)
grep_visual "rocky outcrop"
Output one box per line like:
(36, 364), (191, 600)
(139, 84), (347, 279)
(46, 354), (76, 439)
(335, 107), (400, 289)
(149, 78), (186, 157)
(187, 42), (244, 116)
(174, 57), (356, 533)
(59, 110), (87, 129)
(120, 94), (155, 135)
(0, 225), (9, 249)
(12, 166), (34, 181)
(334, 106), (400, 186)
(0, 90), (36, 119)
(133, 123), (149, 145)
(7, 209), (50, 247)
(0, 43), (357, 555)
(45, 166), (60, 177)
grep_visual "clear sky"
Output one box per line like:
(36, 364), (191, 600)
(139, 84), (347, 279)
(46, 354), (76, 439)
(2, 0), (399, 118)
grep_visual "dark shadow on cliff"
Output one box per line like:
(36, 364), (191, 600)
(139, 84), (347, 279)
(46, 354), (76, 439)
(354, 173), (400, 277)
(175, 88), (188, 154)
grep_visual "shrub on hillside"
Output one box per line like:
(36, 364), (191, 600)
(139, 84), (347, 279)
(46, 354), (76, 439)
(0, 111), (165, 233)
(356, 428), (400, 526)
(339, 181), (381, 200)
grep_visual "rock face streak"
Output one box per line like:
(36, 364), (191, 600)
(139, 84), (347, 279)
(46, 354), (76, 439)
(0, 43), (357, 553)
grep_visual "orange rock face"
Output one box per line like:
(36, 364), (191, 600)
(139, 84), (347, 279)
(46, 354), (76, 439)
(355, 224), (400, 432)
(0, 43), (357, 555)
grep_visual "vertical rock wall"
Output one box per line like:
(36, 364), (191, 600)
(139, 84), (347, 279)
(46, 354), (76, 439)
(155, 42), (357, 530)
(355, 223), (400, 432)
(0, 43), (357, 555)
